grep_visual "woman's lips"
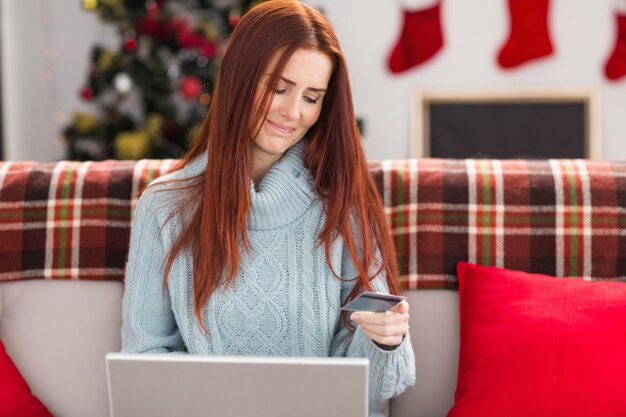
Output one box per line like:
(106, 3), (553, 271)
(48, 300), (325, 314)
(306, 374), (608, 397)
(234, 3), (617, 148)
(266, 120), (295, 134)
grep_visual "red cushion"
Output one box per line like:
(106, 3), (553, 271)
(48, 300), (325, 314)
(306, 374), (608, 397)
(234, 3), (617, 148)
(448, 262), (626, 417)
(0, 339), (53, 416)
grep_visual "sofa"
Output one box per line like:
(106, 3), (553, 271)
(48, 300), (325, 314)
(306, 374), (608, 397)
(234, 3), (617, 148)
(1, 157), (625, 417)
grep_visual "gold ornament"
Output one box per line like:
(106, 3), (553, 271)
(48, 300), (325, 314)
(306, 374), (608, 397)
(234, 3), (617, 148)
(98, 49), (117, 71)
(101, 0), (123, 9)
(199, 21), (219, 41)
(144, 113), (164, 139)
(82, 0), (98, 10)
(113, 131), (150, 160)
(72, 112), (101, 135)
(186, 126), (200, 145)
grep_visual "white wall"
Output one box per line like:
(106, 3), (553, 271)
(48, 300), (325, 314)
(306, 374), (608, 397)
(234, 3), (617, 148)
(2, 0), (626, 161)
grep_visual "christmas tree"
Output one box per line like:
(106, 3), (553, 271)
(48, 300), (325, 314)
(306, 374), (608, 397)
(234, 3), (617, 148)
(64, 0), (259, 160)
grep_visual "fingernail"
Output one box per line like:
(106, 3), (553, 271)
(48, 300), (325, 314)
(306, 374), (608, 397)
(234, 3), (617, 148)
(351, 313), (360, 321)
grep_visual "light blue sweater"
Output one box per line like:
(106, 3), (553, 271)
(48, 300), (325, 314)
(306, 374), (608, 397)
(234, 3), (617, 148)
(121, 141), (416, 416)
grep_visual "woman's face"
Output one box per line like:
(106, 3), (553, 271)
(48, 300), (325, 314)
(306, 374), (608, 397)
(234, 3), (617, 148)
(252, 48), (333, 162)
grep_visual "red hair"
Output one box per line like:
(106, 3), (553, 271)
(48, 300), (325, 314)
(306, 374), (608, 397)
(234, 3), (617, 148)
(163, 0), (399, 331)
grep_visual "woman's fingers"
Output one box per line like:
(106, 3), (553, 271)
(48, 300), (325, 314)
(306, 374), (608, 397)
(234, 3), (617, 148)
(360, 326), (407, 346)
(393, 300), (409, 314)
(350, 311), (408, 326)
(350, 303), (410, 346)
(361, 322), (410, 339)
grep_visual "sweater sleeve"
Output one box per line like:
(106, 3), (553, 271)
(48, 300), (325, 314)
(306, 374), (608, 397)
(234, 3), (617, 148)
(329, 244), (416, 410)
(121, 188), (187, 353)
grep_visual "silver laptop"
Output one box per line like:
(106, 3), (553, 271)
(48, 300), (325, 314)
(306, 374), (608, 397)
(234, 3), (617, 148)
(105, 352), (369, 417)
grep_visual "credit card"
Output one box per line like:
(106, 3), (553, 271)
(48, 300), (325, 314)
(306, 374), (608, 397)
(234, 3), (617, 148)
(340, 291), (407, 313)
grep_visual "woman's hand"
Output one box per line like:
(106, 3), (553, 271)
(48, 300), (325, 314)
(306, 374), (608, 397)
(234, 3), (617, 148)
(350, 300), (410, 347)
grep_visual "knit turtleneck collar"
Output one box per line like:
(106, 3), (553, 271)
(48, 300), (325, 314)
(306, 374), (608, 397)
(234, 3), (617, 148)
(248, 140), (317, 231)
(183, 140), (317, 231)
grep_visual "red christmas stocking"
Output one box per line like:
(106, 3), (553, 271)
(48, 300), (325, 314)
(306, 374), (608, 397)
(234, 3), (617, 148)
(497, 0), (554, 69)
(387, 2), (444, 74)
(604, 12), (626, 81)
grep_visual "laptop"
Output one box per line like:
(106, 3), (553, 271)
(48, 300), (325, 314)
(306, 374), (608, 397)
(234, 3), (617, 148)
(105, 352), (369, 417)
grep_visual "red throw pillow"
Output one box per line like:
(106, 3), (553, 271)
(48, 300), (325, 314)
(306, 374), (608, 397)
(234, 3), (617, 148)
(0, 339), (53, 417)
(448, 262), (626, 417)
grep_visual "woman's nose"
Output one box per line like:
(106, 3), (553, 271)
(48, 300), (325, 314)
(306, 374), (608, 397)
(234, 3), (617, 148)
(279, 96), (299, 120)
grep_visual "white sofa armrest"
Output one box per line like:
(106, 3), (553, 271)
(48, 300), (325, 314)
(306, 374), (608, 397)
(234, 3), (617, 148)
(0, 280), (124, 417)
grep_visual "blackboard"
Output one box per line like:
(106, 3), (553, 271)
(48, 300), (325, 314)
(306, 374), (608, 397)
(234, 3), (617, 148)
(412, 88), (601, 160)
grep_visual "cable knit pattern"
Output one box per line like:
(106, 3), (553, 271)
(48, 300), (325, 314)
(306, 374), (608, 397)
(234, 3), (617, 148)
(121, 140), (416, 416)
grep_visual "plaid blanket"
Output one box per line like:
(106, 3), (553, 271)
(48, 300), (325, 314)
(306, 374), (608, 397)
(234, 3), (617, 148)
(2, 158), (626, 288)
(369, 158), (626, 289)
(0, 159), (175, 281)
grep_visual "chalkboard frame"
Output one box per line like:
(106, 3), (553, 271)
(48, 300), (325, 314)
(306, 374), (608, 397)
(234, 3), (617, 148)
(411, 87), (602, 160)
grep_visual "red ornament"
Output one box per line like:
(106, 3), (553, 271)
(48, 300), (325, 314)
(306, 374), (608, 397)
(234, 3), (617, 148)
(229, 13), (241, 28)
(199, 41), (217, 58)
(123, 38), (137, 52)
(80, 86), (94, 100)
(171, 18), (192, 36)
(137, 17), (157, 36)
(178, 31), (204, 49)
(146, 0), (161, 15)
(180, 75), (203, 99)
(138, 17), (173, 41)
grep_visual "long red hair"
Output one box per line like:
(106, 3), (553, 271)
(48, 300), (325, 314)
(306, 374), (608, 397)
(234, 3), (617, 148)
(163, 0), (399, 331)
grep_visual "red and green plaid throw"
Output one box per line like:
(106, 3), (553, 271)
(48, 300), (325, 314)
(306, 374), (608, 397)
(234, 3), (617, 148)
(369, 158), (626, 289)
(2, 158), (626, 288)
(0, 159), (174, 281)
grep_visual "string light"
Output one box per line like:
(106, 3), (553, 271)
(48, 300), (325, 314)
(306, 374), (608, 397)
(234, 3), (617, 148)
(199, 93), (211, 106)
(114, 73), (133, 94)
(45, 47), (58, 61)
(196, 55), (209, 68)
(39, 69), (52, 83)
(51, 111), (65, 125)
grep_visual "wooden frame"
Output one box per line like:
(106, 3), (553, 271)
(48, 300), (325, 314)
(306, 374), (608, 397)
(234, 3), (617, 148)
(411, 87), (602, 160)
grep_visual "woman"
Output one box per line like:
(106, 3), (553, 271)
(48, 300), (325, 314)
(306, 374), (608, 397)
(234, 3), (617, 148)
(121, 1), (415, 415)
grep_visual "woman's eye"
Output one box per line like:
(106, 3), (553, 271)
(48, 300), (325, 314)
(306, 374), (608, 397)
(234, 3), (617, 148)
(304, 96), (319, 104)
(275, 89), (287, 95)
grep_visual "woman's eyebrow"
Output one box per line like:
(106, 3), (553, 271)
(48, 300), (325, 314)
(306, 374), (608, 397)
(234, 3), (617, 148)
(280, 76), (327, 93)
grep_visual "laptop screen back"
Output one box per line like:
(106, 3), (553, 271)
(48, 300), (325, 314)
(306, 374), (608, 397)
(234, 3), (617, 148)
(105, 352), (369, 417)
